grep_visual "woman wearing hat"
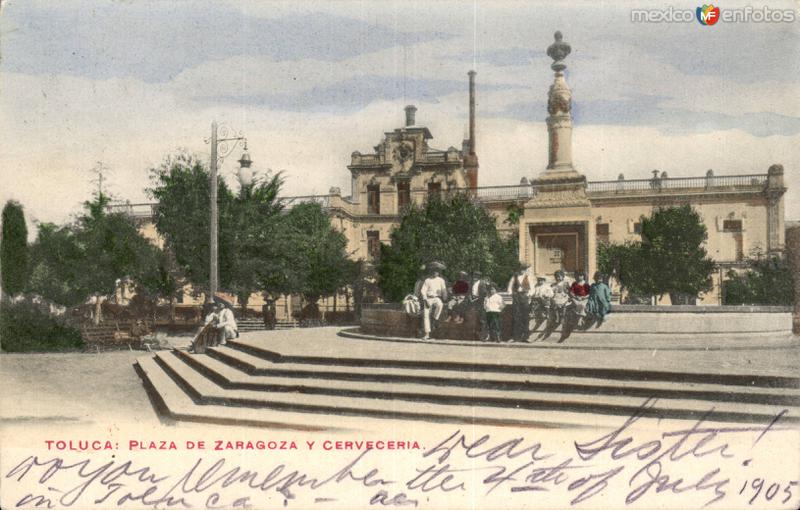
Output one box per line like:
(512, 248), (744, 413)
(551, 270), (571, 324)
(449, 271), (470, 323)
(569, 272), (591, 327)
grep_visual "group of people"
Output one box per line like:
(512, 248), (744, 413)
(402, 262), (507, 341)
(510, 267), (612, 341)
(403, 262), (612, 343)
(189, 301), (239, 354)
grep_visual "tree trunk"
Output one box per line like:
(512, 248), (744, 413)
(240, 294), (249, 319)
(93, 295), (103, 325)
(169, 295), (177, 323)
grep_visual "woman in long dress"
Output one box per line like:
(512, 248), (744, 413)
(586, 271), (612, 326)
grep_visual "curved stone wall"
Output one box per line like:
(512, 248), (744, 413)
(360, 304), (793, 339)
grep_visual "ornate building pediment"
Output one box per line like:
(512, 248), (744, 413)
(391, 139), (416, 173)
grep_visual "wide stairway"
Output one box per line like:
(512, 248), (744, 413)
(135, 332), (800, 430)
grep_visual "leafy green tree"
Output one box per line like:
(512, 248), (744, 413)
(378, 194), (520, 302)
(28, 193), (157, 323)
(598, 205), (715, 304)
(598, 241), (647, 292)
(148, 152), (285, 312)
(228, 176), (285, 313)
(504, 202), (524, 227)
(1, 200), (29, 296)
(132, 244), (184, 321)
(277, 202), (355, 303)
(148, 152), (236, 294)
(722, 252), (794, 305)
(77, 193), (160, 323)
(28, 223), (85, 307)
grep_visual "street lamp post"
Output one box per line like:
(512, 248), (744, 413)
(237, 145), (254, 197)
(206, 120), (248, 305)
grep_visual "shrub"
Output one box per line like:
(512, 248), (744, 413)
(0, 299), (84, 352)
(723, 254), (794, 306)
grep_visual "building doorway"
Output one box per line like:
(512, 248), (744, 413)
(536, 233), (579, 275)
(528, 223), (587, 277)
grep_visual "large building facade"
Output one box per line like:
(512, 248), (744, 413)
(114, 32), (787, 313)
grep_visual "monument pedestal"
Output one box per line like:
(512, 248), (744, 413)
(520, 174), (595, 279)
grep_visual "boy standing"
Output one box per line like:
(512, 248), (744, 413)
(484, 285), (505, 342)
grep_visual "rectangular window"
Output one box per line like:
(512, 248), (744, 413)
(397, 181), (410, 210)
(367, 185), (380, 214)
(722, 220), (744, 262)
(633, 222), (642, 235)
(367, 230), (381, 260)
(427, 182), (442, 201)
(596, 223), (610, 244)
(723, 219), (743, 232)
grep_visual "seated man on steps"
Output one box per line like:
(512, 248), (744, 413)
(215, 302), (239, 345)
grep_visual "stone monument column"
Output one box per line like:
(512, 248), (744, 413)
(545, 32), (577, 177)
(520, 32), (595, 278)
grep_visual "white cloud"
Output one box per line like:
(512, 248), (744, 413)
(1, 0), (798, 236)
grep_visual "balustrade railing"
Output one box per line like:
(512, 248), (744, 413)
(110, 173), (770, 221)
(107, 202), (159, 218)
(587, 174), (767, 194)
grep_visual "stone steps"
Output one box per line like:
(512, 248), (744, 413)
(227, 337), (799, 388)
(135, 346), (799, 429)
(135, 357), (358, 431)
(171, 350), (797, 420)
(135, 355), (628, 430)
(148, 351), (571, 427)
(205, 346), (800, 406)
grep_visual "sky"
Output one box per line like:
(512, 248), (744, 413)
(1, 0), (799, 232)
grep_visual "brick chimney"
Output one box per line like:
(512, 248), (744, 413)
(404, 105), (417, 127)
(463, 70), (479, 190)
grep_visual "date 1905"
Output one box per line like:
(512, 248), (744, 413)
(738, 478), (798, 505)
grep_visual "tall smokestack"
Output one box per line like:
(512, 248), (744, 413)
(464, 70), (479, 190)
(468, 70), (476, 154)
(404, 105), (417, 127)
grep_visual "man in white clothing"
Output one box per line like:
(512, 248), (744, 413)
(483, 285), (505, 342)
(420, 261), (448, 340)
(208, 302), (238, 345)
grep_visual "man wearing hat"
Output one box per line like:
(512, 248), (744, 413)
(469, 270), (491, 341)
(507, 263), (532, 342)
(209, 301), (238, 346)
(530, 274), (554, 333)
(420, 261), (448, 340)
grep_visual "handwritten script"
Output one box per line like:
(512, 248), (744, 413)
(4, 399), (798, 509)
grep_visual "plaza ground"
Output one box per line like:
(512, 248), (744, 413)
(2, 327), (798, 435)
(2, 327), (799, 510)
